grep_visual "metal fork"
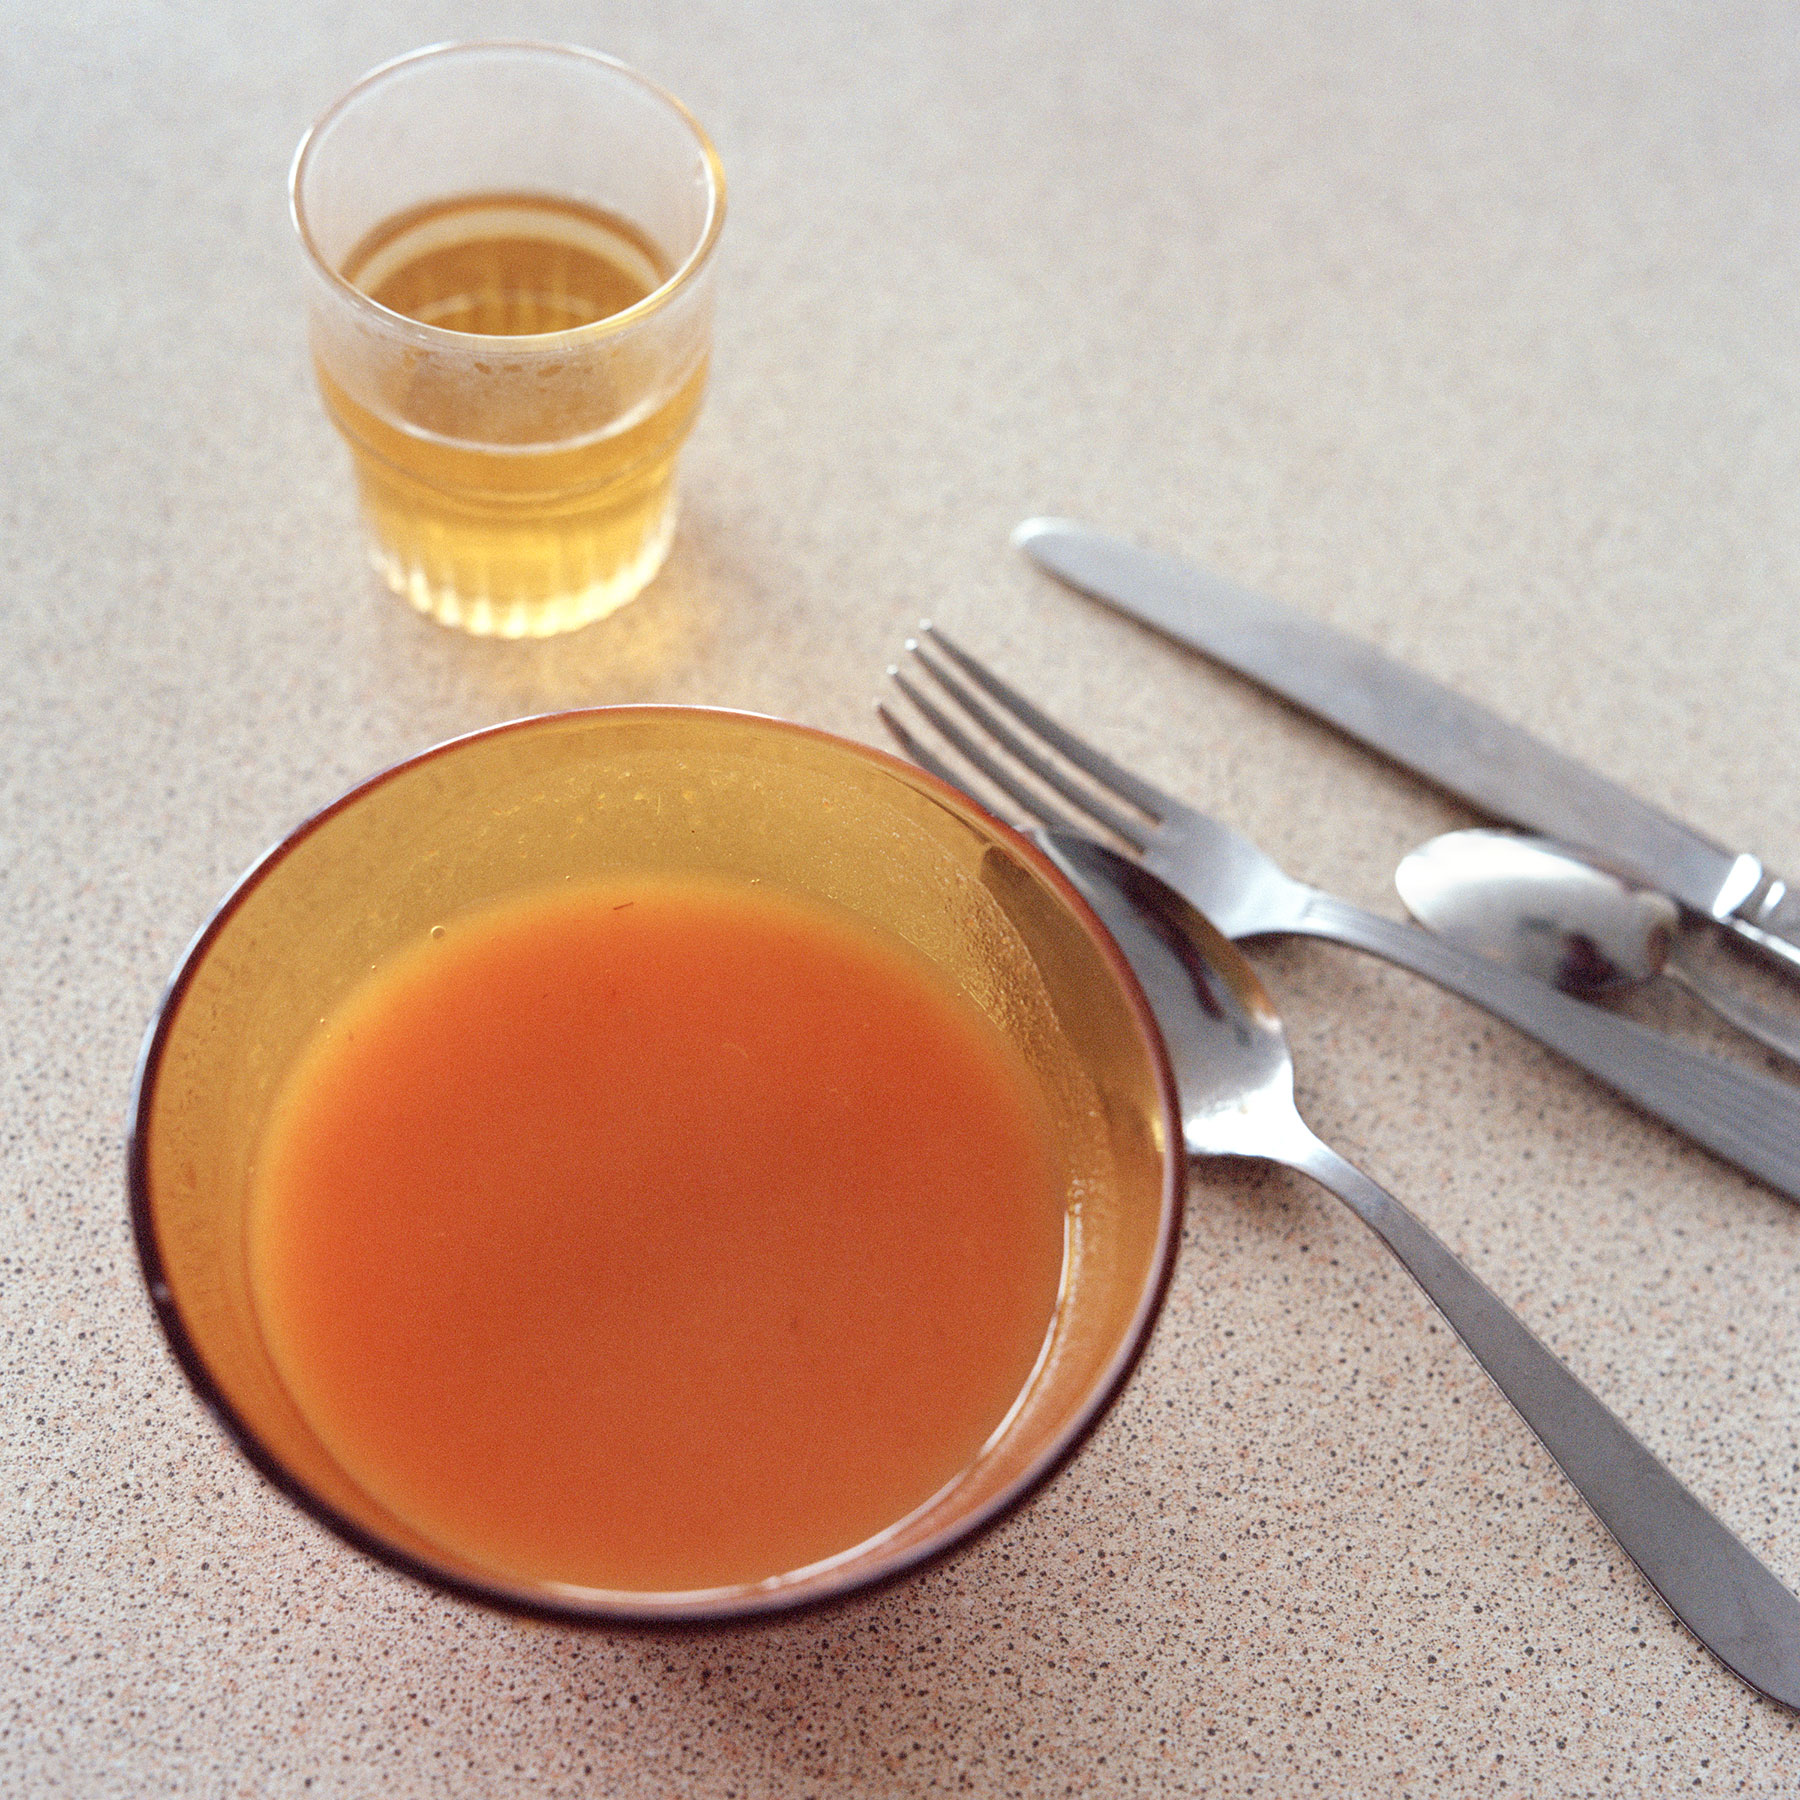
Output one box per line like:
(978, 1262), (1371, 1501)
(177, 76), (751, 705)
(879, 625), (1800, 1203)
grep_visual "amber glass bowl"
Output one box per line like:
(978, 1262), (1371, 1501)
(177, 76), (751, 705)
(128, 708), (1182, 1622)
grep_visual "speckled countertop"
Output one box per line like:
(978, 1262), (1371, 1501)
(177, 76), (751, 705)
(7, 2), (1800, 1793)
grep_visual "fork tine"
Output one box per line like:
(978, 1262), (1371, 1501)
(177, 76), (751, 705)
(904, 635), (1153, 851)
(920, 624), (1177, 823)
(878, 699), (1076, 842)
(874, 701), (986, 806)
(884, 670), (1102, 842)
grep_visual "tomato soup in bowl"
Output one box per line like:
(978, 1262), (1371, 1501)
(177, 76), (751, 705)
(129, 708), (1182, 1622)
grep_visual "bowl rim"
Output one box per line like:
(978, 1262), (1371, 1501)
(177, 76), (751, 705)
(127, 704), (1185, 1625)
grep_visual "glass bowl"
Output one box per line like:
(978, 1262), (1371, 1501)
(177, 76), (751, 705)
(129, 707), (1182, 1622)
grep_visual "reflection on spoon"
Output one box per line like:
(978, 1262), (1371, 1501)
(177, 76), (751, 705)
(1038, 827), (1800, 1717)
(1397, 829), (1800, 1068)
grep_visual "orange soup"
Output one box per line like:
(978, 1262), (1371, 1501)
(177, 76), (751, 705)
(247, 875), (1067, 1593)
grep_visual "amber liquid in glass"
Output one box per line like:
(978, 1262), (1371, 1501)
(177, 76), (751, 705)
(319, 194), (707, 638)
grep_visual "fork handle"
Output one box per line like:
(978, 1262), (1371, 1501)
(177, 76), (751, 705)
(1292, 894), (1800, 1202)
(1293, 1133), (1800, 1713)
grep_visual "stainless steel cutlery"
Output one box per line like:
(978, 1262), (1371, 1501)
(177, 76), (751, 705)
(1015, 517), (1800, 975)
(881, 627), (1800, 1201)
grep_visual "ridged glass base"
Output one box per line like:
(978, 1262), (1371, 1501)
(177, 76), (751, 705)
(356, 471), (679, 640)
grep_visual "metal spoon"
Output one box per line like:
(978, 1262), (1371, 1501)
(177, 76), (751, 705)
(1397, 830), (1800, 1067)
(1036, 828), (1800, 1714)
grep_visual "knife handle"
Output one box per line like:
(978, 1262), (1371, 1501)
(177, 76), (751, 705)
(1296, 894), (1800, 1202)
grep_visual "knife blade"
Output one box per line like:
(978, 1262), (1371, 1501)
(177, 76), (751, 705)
(1016, 517), (1800, 974)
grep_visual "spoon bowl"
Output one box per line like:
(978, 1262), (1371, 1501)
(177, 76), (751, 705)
(1396, 828), (1676, 991)
(1399, 829), (1800, 1066)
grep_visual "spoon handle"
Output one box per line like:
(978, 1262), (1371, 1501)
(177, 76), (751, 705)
(1294, 894), (1800, 1202)
(1667, 942), (1800, 1068)
(1293, 1134), (1800, 1714)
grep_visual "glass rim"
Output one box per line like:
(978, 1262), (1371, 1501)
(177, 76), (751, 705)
(288, 40), (727, 353)
(127, 705), (1187, 1626)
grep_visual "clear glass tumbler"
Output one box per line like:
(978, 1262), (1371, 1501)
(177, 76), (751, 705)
(291, 43), (726, 639)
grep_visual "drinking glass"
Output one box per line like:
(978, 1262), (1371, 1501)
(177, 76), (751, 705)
(291, 42), (726, 638)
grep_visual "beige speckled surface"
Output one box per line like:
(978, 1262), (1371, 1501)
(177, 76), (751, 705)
(7, 2), (1800, 1792)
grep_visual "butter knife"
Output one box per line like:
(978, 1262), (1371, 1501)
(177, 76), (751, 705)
(1015, 518), (1800, 976)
